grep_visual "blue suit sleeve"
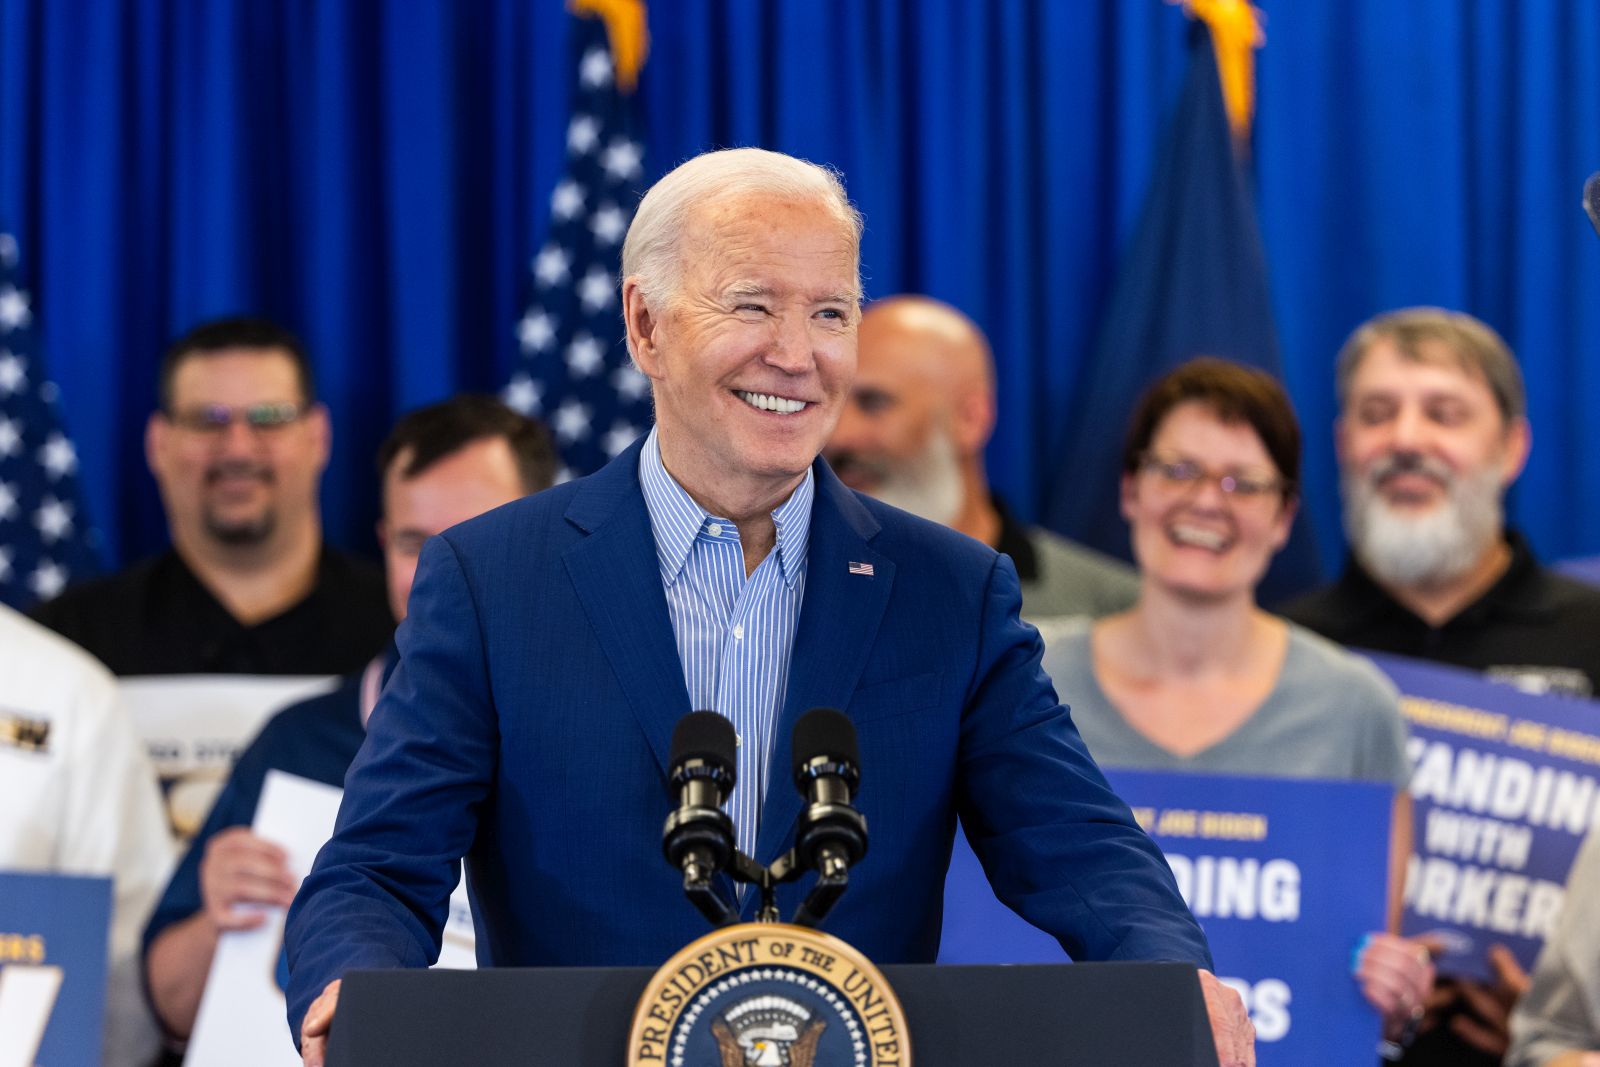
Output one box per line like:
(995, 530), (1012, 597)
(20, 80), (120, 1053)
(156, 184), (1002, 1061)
(283, 536), (498, 1042)
(957, 554), (1213, 968)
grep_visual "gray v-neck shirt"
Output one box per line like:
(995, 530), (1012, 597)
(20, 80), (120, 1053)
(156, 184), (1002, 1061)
(1041, 618), (1411, 788)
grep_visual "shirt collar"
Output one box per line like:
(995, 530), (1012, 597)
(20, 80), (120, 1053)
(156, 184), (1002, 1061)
(638, 428), (813, 589)
(989, 494), (1039, 581)
(1338, 528), (1552, 627)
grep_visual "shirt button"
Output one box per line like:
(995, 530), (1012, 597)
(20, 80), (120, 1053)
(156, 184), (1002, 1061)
(733, 623), (745, 640)
(707, 523), (723, 537)
(735, 733), (742, 747)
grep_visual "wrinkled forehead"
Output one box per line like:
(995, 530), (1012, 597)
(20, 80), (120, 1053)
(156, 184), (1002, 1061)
(679, 192), (861, 292)
(1346, 338), (1501, 403)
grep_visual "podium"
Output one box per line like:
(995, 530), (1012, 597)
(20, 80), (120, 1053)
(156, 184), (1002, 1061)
(325, 961), (1219, 1066)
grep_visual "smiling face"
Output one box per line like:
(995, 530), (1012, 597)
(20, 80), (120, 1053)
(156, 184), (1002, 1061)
(624, 192), (859, 513)
(1338, 338), (1527, 516)
(145, 348), (330, 550)
(1336, 340), (1529, 587)
(824, 299), (991, 524)
(1122, 400), (1295, 601)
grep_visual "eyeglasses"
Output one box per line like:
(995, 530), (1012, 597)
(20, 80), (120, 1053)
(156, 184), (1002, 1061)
(1138, 454), (1290, 501)
(164, 402), (307, 434)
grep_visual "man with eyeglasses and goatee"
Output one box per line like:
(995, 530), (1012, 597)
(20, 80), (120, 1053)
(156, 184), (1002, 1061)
(31, 317), (392, 677)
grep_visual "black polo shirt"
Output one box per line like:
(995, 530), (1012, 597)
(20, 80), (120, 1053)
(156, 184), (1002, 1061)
(30, 546), (394, 677)
(1279, 531), (1600, 699)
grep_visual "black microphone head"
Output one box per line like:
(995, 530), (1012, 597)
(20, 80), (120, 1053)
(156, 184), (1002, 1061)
(1585, 172), (1600, 239)
(669, 711), (738, 788)
(791, 707), (859, 787)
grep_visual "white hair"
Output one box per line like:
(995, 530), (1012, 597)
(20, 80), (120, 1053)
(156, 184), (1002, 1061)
(621, 147), (864, 315)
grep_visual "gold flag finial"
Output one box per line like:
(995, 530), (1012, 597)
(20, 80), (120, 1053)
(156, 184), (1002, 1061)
(569, 0), (649, 93)
(1178, 0), (1265, 143)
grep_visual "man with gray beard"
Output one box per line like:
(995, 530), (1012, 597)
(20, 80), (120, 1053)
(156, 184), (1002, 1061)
(32, 318), (393, 677)
(825, 296), (1138, 621)
(1281, 306), (1600, 1066)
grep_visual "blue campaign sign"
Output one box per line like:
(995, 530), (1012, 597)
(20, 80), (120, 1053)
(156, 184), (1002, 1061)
(0, 871), (112, 1066)
(940, 771), (1392, 1066)
(1366, 652), (1600, 981)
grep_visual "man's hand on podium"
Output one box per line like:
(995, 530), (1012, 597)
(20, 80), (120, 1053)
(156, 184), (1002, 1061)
(1198, 969), (1255, 1067)
(300, 978), (342, 1067)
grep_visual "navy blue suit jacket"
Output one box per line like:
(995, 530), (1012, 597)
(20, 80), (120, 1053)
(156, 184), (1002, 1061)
(284, 443), (1209, 1036)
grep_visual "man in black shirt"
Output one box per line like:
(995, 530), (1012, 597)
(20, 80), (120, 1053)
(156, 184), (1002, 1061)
(142, 395), (556, 1050)
(1281, 307), (1600, 1066)
(32, 317), (392, 676)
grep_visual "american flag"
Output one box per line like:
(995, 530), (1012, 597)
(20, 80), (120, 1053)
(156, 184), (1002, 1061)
(0, 230), (100, 609)
(503, 7), (652, 480)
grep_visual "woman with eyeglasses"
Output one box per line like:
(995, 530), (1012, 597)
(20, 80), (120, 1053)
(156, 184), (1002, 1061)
(1041, 357), (1431, 1051)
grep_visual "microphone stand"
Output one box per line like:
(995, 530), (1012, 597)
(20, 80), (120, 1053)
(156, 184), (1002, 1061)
(719, 846), (848, 929)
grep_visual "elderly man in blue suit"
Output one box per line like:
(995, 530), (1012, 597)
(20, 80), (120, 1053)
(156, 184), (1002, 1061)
(285, 148), (1254, 1066)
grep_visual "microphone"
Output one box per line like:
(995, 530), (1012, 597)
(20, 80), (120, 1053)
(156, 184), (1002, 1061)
(790, 708), (868, 927)
(663, 711), (739, 926)
(1585, 172), (1600, 240)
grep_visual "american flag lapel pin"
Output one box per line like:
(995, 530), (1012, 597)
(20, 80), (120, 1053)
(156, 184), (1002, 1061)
(847, 561), (875, 577)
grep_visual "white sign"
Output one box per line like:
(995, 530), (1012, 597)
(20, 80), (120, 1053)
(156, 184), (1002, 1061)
(184, 771), (477, 1066)
(119, 675), (338, 839)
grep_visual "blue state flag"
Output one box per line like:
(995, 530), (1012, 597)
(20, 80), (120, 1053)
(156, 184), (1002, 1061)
(0, 230), (100, 610)
(1044, 18), (1320, 601)
(503, 1), (652, 480)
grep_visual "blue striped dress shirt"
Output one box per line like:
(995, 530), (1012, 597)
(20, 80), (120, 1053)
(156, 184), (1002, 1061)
(638, 429), (812, 863)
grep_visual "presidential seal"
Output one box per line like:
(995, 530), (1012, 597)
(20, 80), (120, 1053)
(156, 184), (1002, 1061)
(628, 923), (910, 1067)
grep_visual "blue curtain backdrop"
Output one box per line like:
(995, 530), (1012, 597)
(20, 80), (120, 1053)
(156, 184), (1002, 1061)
(2, 1), (1598, 577)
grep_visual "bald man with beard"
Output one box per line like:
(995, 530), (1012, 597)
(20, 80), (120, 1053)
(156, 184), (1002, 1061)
(825, 296), (1138, 622)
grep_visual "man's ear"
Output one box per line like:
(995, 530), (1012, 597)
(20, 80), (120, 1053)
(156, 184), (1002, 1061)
(622, 277), (664, 380)
(144, 412), (167, 478)
(306, 403), (333, 472)
(1499, 415), (1532, 487)
(950, 386), (996, 457)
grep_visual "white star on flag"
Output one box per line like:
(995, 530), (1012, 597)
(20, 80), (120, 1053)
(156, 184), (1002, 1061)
(0, 286), (30, 331)
(503, 374), (544, 416)
(503, 13), (651, 481)
(34, 496), (72, 543)
(612, 365), (650, 402)
(579, 48), (612, 89)
(0, 353), (24, 395)
(517, 310), (555, 353)
(576, 267), (615, 312)
(28, 560), (65, 600)
(0, 231), (100, 608)
(552, 398), (591, 443)
(534, 245), (572, 287)
(566, 335), (604, 377)
(601, 139), (643, 181)
(590, 203), (627, 245)
(38, 432), (77, 479)
(567, 115), (600, 154)
(602, 421), (639, 457)
(551, 180), (585, 221)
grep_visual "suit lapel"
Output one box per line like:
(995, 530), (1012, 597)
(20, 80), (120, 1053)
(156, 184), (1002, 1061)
(562, 443), (691, 775)
(750, 463), (895, 875)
